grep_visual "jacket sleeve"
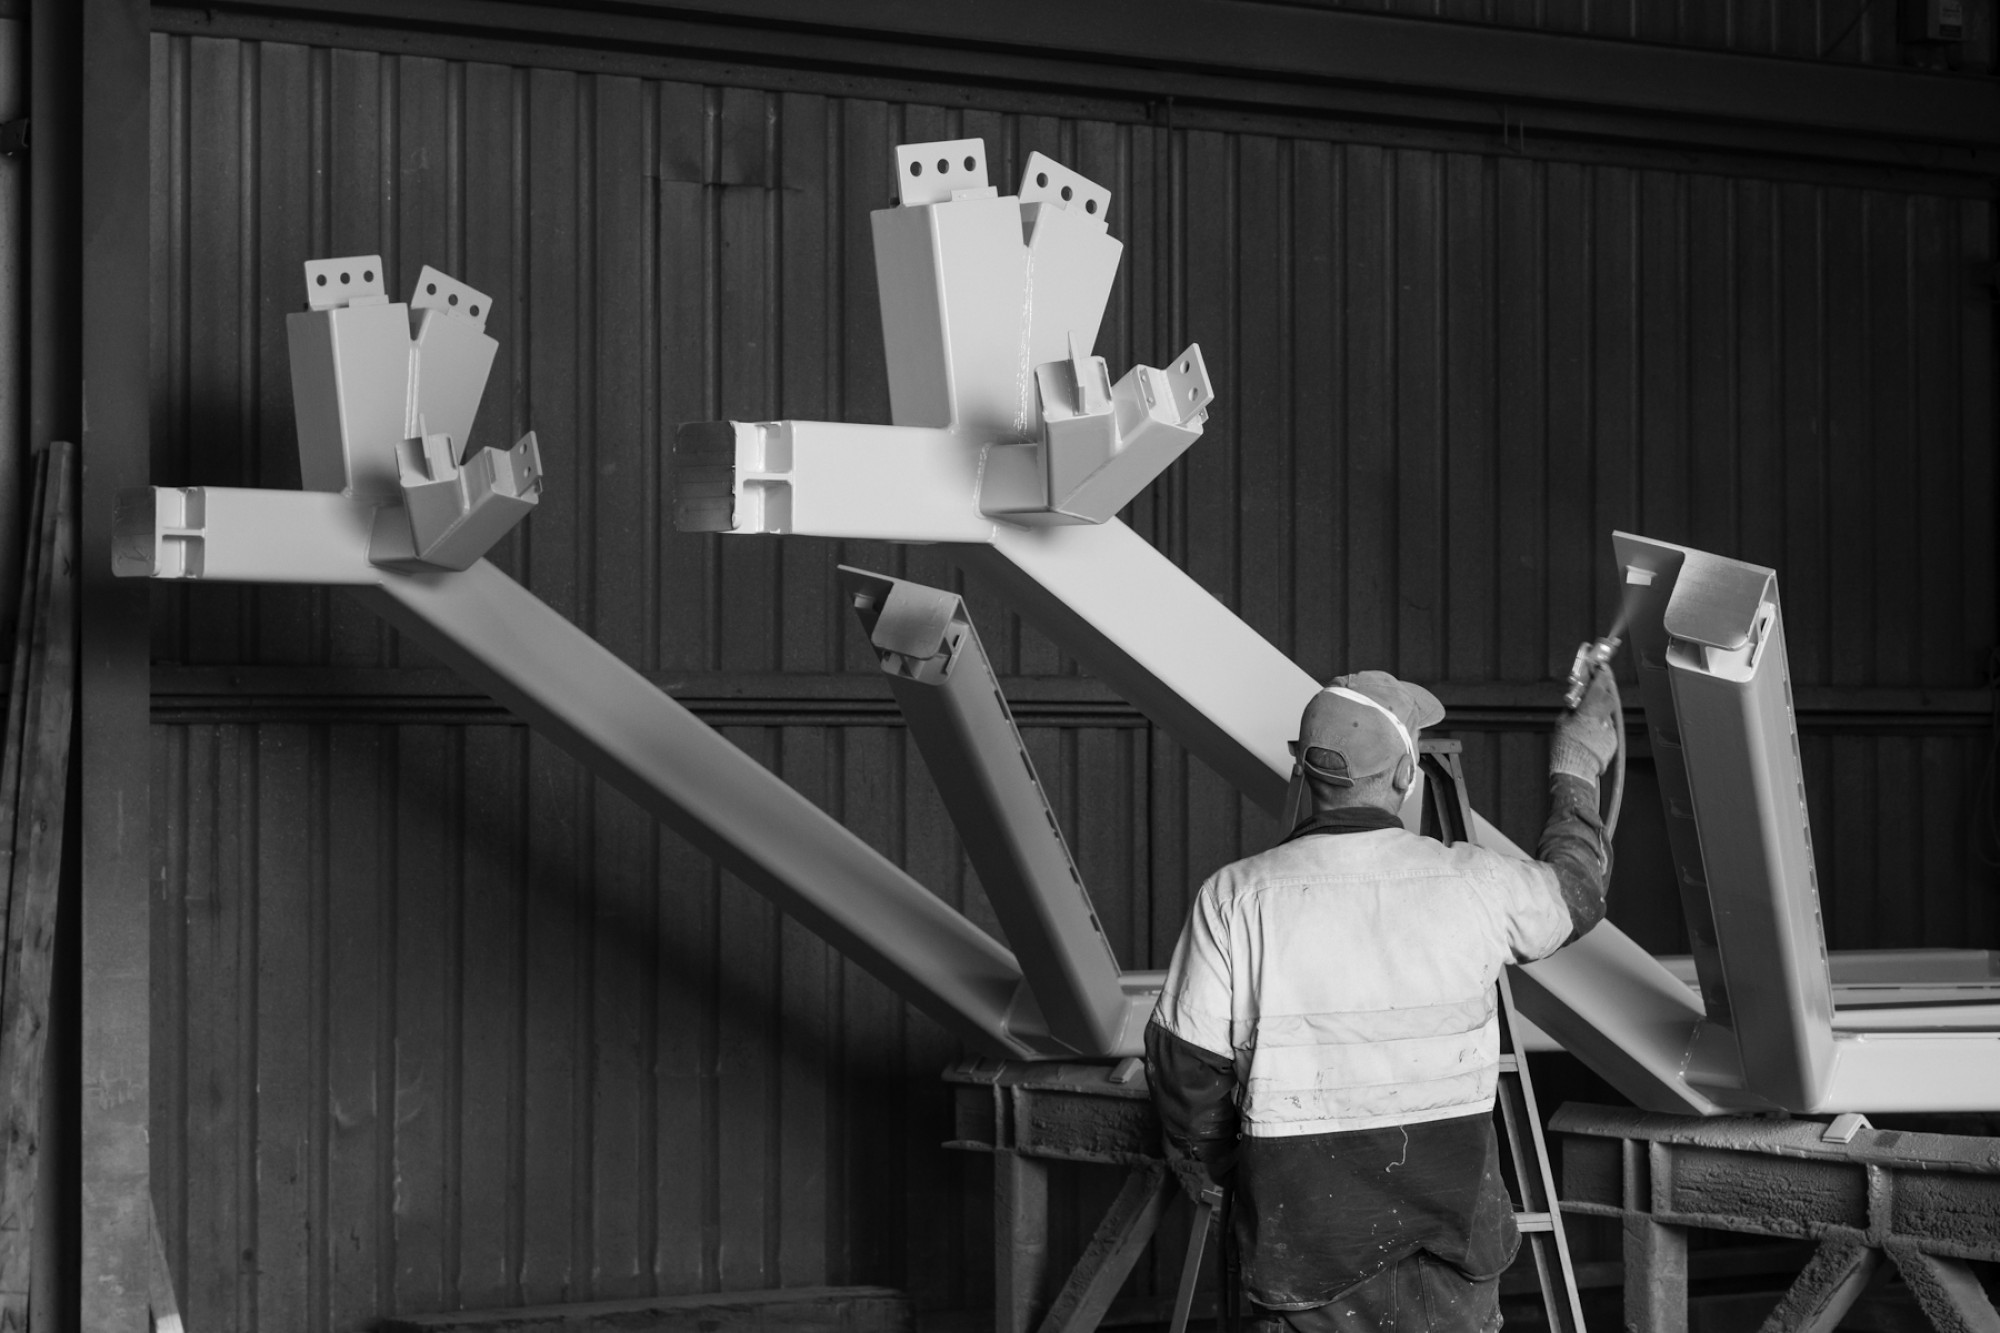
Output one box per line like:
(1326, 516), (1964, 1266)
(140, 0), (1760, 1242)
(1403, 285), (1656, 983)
(1538, 772), (1612, 944)
(1146, 1018), (1239, 1190)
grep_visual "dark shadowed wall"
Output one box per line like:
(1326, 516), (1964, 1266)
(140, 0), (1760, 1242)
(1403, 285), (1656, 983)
(141, 4), (1995, 1329)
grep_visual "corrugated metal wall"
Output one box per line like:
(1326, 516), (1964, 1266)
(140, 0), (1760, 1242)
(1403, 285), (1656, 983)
(1301, 0), (1993, 67)
(146, 26), (1997, 1333)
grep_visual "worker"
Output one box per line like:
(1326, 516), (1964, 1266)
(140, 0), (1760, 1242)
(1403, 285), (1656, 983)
(1148, 668), (1618, 1333)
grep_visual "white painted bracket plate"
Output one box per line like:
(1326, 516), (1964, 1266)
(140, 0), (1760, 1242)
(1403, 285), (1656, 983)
(895, 138), (992, 206)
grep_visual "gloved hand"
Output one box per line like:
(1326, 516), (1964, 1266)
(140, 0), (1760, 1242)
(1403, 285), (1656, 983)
(1551, 667), (1619, 779)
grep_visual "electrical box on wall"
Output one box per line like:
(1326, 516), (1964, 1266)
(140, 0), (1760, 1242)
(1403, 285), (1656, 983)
(1901, 0), (1964, 43)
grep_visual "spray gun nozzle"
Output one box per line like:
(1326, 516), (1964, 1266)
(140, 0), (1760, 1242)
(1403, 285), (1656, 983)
(1565, 636), (1621, 710)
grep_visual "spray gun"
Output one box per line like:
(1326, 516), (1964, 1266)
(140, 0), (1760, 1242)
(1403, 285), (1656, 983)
(1565, 636), (1621, 710)
(1563, 631), (1627, 840)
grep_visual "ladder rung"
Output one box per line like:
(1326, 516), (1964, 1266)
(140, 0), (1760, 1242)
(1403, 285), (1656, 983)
(1515, 1212), (1555, 1233)
(1497, 1055), (1520, 1073)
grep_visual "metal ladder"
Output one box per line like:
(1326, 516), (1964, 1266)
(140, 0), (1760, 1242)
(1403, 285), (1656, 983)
(1424, 739), (1589, 1333)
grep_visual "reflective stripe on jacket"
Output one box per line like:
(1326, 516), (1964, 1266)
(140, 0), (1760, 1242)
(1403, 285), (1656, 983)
(1153, 827), (1573, 1135)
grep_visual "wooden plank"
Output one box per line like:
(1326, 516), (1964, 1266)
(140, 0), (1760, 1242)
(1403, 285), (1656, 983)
(391, 725), (455, 1312)
(1822, 186), (1870, 690)
(1341, 142), (1395, 670)
(1590, 167), (1637, 633)
(832, 724), (909, 1288)
(180, 723), (248, 1333)
(656, 79), (716, 676)
(0, 445), (72, 1328)
(1866, 191), (1916, 688)
(1232, 133), (1289, 655)
(1732, 178), (1784, 577)
(1959, 199), (1996, 677)
(323, 724), (389, 1329)
(1637, 170), (1688, 547)
(520, 731), (582, 1303)
(1289, 138), (1338, 678)
(1541, 161), (1591, 679)
(1779, 182), (1829, 686)
(649, 752), (713, 1295)
(1909, 194), (1960, 689)
(456, 725), (525, 1309)
(0, 449), (49, 997)
(717, 86), (779, 675)
(1686, 173), (1737, 559)
(590, 771), (657, 1298)
(775, 726), (834, 1289)
(1443, 151), (1495, 683)
(378, 1284), (912, 1333)
(523, 67), (584, 626)
(1492, 156), (1544, 685)
(79, 3), (156, 1326)
(1394, 148), (1444, 681)
(251, 723), (316, 1331)
(716, 725), (778, 1290)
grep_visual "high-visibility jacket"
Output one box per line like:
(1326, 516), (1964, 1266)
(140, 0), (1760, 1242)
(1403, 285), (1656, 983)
(1153, 826), (1575, 1136)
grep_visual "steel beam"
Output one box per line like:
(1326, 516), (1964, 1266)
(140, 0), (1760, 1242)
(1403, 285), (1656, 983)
(841, 567), (1134, 1056)
(114, 486), (1063, 1062)
(1616, 534), (1842, 1110)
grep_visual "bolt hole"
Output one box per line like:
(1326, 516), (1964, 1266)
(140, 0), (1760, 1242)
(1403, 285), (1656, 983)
(314, 274), (327, 287)
(1180, 360), (1191, 373)
(936, 158), (948, 173)
(1085, 199), (1097, 214)
(427, 282), (438, 295)
(339, 272), (350, 283)
(1060, 185), (1072, 201)
(964, 155), (976, 171)
(470, 304), (480, 317)
(363, 269), (374, 282)
(909, 161), (922, 176)
(448, 293), (459, 306)
(1036, 171), (1048, 188)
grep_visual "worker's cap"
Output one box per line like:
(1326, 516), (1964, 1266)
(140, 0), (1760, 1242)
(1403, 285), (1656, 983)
(1292, 670), (1445, 786)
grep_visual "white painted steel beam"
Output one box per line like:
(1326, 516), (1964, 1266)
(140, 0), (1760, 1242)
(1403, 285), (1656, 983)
(114, 485), (1063, 1063)
(1616, 534), (1839, 1109)
(843, 567), (1135, 1054)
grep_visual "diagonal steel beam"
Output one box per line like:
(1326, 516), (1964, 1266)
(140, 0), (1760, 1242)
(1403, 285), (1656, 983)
(841, 565), (1136, 1055)
(115, 485), (1063, 1062)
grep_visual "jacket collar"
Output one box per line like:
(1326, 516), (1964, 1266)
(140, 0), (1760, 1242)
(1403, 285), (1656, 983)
(1282, 805), (1404, 843)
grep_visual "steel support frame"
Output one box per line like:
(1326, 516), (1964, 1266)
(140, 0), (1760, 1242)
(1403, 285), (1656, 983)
(1555, 1103), (2000, 1333)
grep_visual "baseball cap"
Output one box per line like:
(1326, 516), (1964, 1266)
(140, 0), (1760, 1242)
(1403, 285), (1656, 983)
(1292, 670), (1445, 785)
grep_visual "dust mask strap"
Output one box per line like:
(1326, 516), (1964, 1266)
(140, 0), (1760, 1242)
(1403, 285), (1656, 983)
(1320, 686), (1416, 773)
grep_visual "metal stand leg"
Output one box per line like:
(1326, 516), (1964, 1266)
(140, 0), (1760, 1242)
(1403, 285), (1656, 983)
(997, 1151), (1051, 1333)
(1623, 1214), (1688, 1333)
(1763, 1231), (1881, 1333)
(1884, 1240), (2000, 1333)
(1037, 1165), (1176, 1333)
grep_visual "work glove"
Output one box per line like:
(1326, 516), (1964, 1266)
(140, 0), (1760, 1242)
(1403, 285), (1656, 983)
(1550, 667), (1619, 780)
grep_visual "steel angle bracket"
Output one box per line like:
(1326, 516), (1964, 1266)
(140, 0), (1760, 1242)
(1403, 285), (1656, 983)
(841, 566), (1140, 1055)
(1616, 533), (1837, 1110)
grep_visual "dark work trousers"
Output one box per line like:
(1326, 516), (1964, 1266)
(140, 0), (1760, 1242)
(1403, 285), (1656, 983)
(1247, 1253), (1502, 1333)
